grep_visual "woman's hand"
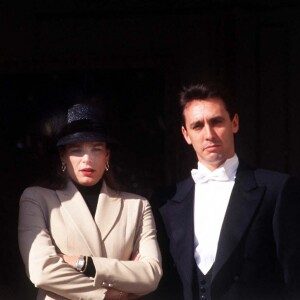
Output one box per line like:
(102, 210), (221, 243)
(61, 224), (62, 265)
(59, 252), (141, 298)
(105, 252), (141, 300)
(131, 251), (141, 261)
(58, 253), (78, 269)
(105, 289), (139, 300)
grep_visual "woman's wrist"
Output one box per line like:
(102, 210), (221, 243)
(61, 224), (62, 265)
(75, 255), (86, 272)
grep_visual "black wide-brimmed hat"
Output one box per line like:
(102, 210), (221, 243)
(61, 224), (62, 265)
(56, 103), (115, 147)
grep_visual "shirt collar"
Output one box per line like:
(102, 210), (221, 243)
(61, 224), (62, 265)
(197, 154), (239, 181)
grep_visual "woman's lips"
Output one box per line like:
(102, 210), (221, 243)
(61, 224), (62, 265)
(80, 168), (95, 176)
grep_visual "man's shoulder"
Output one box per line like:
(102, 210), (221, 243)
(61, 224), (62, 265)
(254, 168), (289, 179)
(254, 168), (300, 191)
(237, 160), (298, 187)
(151, 176), (194, 207)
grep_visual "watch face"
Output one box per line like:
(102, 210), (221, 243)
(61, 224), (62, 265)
(76, 256), (85, 271)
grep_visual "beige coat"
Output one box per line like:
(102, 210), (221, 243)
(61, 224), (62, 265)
(18, 181), (162, 300)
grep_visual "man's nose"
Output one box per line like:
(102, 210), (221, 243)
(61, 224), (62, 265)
(204, 124), (214, 140)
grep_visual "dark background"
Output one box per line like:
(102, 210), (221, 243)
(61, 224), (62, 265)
(1, 0), (300, 298)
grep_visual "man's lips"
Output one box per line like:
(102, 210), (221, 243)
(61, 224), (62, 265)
(203, 144), (221, 151)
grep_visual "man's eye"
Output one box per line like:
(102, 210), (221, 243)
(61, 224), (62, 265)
(192, 124), (203, 130)
(211, 119), (223, 126)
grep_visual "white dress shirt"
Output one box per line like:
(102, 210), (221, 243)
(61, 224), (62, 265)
(192, 154), (239, 274)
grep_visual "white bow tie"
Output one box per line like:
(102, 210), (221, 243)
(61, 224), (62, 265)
(191, 167), (229, 184)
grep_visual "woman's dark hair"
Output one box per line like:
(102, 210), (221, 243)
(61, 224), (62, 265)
(32, 105), (119, 191)
(179, 82), (237, 126)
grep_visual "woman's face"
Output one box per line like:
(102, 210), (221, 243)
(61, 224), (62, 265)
(61, 141), (110, 186)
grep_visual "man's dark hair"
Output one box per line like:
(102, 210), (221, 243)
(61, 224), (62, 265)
(179, 82), (236, 126)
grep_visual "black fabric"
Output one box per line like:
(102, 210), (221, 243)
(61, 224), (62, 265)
(74, 180), (102, 217)
(195, 264), (213, 300)
(84, 256), (96, 278)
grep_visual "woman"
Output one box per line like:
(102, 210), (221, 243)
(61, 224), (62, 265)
(18, 103), (162, 300)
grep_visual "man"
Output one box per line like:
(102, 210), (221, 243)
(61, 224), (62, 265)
(156, 82), (300, 300)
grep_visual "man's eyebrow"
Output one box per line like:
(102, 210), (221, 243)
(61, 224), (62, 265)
(189, 116), (225, 128)
(210, 116), (225, 122)
(190, 120), (204, 128)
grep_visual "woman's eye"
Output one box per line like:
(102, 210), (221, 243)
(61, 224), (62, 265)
(69, 148), (81, 154)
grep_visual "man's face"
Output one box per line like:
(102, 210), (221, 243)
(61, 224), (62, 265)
(181, 98), (239, 171)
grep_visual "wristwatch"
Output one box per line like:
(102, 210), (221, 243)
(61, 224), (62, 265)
(75, 255), (85, 272)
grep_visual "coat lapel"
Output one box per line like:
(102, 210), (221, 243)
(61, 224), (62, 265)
(94, 182), (122, 241)
(159, 177), (196, 290)
(56, 181), (103, 256)
(212, 166), (265, 280)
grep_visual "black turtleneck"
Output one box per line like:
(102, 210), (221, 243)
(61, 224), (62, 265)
(74, 180), (102, 218)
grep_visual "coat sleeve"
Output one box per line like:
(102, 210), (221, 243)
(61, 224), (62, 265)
(273, 175), (300, 299)
(18, 188), (107, 300)
(92, 199), (163, 296)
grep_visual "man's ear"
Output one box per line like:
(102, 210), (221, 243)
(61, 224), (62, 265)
(181, 126), (192, 145)
(232, 113), (239, 134)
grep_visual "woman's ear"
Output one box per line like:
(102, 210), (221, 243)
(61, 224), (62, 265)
(106, 149), (111, 160)
(59, 148), (66, 162)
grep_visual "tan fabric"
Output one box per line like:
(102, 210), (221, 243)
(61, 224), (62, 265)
(18, 181), (162, 300)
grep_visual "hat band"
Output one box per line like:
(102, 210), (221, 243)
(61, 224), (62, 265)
(56, 131), (114, 147)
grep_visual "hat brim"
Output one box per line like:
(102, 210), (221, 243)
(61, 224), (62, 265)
(56, 132), (116, 147)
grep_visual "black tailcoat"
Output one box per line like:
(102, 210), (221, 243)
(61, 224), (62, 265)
(157, 163), (300, 300)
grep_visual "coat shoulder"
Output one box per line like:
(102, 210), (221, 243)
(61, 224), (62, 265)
(20, 186), (56, 201)
(150, 177), (194, 212)
(238, 166), (300, 197)
(119, 191), (150, 208)
(254, 168), (295, 186)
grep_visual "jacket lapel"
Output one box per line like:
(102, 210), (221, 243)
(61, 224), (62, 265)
(159, 177), (196, 290)
(94, 182), (122, 241)
(56, 181), (102, 256)
(212, 165), (265, 280)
